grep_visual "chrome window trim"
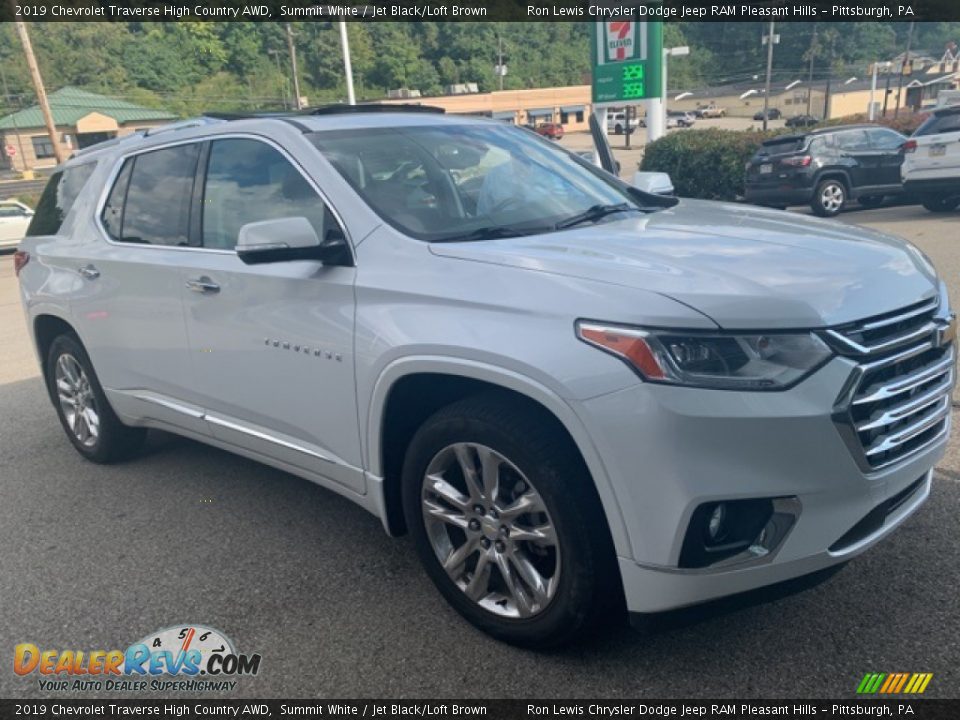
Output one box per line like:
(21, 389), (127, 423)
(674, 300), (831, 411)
(92, 131), (355, 261)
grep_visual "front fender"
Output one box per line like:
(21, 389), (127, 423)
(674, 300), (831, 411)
(365, 355), (634, 558)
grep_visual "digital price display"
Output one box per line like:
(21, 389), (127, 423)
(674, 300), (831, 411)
(621, 63), (645, 99)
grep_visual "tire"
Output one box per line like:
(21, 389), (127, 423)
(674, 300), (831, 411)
(614, 124), (623, 135)
(920, 194), (960, 213)
(811, 177), (847, 217)
(45, 333), (146, 463)
(401, 393), (621, 648)
(858, 195), (885, 209)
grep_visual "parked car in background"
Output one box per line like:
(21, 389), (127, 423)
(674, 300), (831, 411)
(745, 124), (908, 216)
(0, 200), (34, 251)
(902, 105), (960, 212)
(667, 111), (696, 128)
(535, 122), (564, 140)
(786, 114), (819, 129)
(696, 103), (726, 118)
(606, 111), (639, 135)
(753, 108), (782, 121)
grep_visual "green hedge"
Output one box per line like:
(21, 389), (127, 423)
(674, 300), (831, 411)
(640, 128), (784, 201)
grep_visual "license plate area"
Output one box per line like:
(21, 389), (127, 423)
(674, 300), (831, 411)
(759, 163), (773, 174)
(930, 144), (946, 157)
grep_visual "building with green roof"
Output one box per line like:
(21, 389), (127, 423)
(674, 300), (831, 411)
(1, 87), (176, 173)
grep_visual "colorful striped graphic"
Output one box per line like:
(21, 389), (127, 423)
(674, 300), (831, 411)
(857, 673), (933, 694)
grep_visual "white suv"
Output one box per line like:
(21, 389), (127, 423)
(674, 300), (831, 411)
(15, 107), (954, 647)
(902, 105), (960, 211)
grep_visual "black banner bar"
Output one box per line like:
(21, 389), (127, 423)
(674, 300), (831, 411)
(3, 0), (960, 23)
(2, 700), (960, 720)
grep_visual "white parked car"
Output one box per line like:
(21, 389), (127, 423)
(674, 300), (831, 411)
(15, 108), (955, 648)
(0, 200), (34, 250)
(902, 105), (960, 212)
(606, 110), (640, 135)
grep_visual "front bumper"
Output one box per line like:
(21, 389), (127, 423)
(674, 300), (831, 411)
(572, 356), (948, 613)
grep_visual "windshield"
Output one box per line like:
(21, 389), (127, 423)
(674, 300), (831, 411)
(309, 123), (646, 242)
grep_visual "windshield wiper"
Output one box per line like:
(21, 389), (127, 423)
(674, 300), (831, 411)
(555, 203), (642, 230)
(431, 225), (542, 243)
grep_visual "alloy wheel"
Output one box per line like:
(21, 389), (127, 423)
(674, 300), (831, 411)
(421, 442), (561, 619)
(820, 183), (845, 213)
(55, 353), (100, 448)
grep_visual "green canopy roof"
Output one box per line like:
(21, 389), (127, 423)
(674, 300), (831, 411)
(0, 86), (175, 131)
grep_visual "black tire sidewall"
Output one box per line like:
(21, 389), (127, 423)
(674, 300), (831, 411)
(45, 334), (142, 463)
(401, 399), (612, 648)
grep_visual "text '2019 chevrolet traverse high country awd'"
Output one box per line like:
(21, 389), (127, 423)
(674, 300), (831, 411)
(16, 107), (955, 647)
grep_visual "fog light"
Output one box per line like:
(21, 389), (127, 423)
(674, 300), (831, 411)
(707, 503), (726, 543)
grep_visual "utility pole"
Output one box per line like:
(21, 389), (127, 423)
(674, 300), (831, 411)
(762, 21), (777, 131)
(497, 36), (505, 91)
(338, 20), (356, 105)
(894, 21), (914, 118)
(14, 21), (65, 164)
(806, 24), (817, 116)
(285, 23), (302, 110)
(822, 30), (836, 121)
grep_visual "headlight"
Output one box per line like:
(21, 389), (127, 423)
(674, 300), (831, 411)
(576, 321), (832, 390)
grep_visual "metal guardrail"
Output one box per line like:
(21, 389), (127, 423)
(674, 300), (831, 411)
(0, 177), (47, 201)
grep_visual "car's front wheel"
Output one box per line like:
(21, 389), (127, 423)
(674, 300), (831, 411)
(811, 178), (847, 217)
(920, 193), (960, 213)
(45, 334), (146, 463)
(402, 394), (620, 648)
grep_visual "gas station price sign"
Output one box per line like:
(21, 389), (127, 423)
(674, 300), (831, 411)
(591, 21), (663, 104)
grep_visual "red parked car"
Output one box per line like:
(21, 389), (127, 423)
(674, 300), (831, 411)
(535, 122), (564, 140)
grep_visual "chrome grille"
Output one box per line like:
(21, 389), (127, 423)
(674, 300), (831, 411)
(828, 297), (955, 472)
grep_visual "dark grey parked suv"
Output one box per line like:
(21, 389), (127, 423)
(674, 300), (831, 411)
(745, 125), (907, 216)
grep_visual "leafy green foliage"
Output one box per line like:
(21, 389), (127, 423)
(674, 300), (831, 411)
(640, 128), (786, 200)
(0, 21), (957, 118)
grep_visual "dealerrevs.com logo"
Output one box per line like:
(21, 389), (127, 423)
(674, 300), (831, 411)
(14, 624), (261, 693)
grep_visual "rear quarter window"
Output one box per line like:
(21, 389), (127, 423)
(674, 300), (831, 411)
(914, 111), (960, 137)
(26, 162), (96, 236)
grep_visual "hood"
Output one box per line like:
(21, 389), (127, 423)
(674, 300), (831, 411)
(429, 200), (939, 329)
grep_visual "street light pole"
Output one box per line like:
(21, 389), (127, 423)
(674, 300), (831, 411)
(339, 20), (356, 106)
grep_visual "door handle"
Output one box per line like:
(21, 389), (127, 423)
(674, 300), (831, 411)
(185, 276), (220, 294)
(78, 264), (100, 280)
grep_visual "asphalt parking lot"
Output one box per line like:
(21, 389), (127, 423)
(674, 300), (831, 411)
(1, 203), (959, 700)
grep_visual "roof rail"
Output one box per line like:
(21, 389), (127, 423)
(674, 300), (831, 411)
(201, 104), (446, 121)
(144, 117), (225, 137)
(303, 103), (445, 116)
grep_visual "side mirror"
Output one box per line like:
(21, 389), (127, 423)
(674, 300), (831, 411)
(236, 216), (350, 266)
(632, 171), (675, 196)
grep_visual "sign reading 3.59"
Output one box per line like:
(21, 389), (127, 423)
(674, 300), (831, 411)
(590, 20), (663, 104)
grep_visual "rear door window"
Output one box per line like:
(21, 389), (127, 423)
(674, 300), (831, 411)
(836, 130), (871, 151)
(26, 162), (96, 236)
(104, 144), (201, 246)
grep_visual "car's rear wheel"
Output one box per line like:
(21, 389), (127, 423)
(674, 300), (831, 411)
(811, 178), (847, 217)
(46, 334), (146, 463)
(858, 195), (885, 208)
(920, 193), (960, 213)
(401, 394), (620, 648)
(613, 124), (623, 135)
